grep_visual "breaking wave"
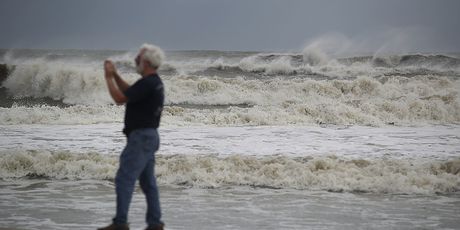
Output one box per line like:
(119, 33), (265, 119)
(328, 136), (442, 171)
(2, 50), (460, 80)
(1, 70), (459, 126)
(0, 149), (459, 194)
(1, 50), (460, 126)
(1, 61), (139, 105)
(164, 53), (460, 77)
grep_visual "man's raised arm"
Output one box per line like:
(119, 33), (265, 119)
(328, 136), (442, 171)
(104, 60), (128, 105)
(113, 71), (130, 92)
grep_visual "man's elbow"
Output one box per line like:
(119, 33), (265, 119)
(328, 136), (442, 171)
(114, 95), (128, 105)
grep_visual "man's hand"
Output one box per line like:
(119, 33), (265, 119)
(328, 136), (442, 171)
(104, 59), (128, 105)
(104, 60), (117, 78)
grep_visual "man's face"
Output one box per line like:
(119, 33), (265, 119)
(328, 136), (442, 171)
(135, 49), (146, 74)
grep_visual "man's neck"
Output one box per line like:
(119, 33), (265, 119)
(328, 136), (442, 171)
(142, 70), (157, 78)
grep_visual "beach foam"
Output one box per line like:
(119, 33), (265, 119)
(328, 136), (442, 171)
(0, 149), (459, 194)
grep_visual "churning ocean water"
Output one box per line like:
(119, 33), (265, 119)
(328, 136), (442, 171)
(0, 49), (459, 230)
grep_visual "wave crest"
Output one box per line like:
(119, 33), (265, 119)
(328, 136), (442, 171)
(1, 150), (459, 194)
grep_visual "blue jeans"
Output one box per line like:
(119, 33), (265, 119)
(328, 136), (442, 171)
(113, 128), (163, 226)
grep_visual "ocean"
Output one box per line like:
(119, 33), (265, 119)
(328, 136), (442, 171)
(0, 49), (459, 229)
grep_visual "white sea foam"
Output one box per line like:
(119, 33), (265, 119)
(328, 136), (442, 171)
(0, 149), (458, 194)
(1, 69), (459, 126)
(130, 74), (460, 126)
(2, 53), (459, 126)
(2, 61), (139, 105)
(0, 104), (123, 125)
(0, 150), (118, 180)
(100, 49), (460, 77)
(238, 55), (302, 75)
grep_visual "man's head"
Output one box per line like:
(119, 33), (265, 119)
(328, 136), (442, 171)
(135, 43), (165, 76)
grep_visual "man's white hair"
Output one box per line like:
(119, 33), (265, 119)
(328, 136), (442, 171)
(140, 43), (165, 69)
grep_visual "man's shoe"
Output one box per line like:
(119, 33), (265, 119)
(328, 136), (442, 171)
(97, 223), (130, 230)
(145, 223), (164, 230)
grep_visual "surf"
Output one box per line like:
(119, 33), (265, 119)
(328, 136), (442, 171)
(1, 149), (458, 194)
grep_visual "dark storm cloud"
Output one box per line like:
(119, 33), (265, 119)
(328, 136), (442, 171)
(0, 0), (459, 52)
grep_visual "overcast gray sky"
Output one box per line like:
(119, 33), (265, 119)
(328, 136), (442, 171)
(0, 0), (459, 52)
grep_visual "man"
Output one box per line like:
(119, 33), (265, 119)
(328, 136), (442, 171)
(99, 44), (165, 230)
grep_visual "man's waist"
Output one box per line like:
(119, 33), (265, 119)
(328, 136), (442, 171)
(123, 124), (158, 136)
